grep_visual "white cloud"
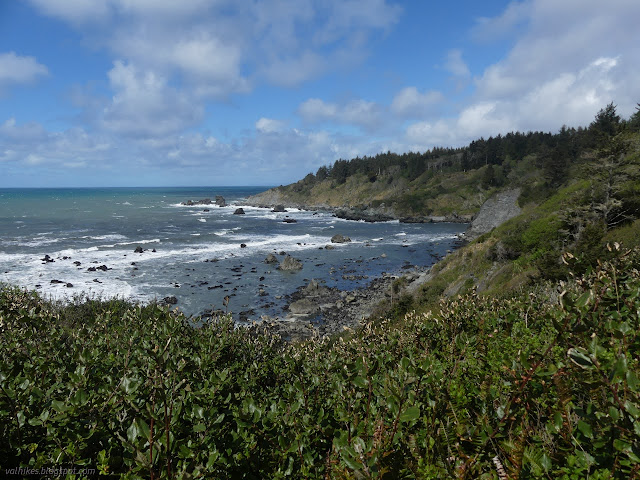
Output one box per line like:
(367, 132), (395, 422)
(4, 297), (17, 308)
(27, 0), (112, 24)
(115, 0), (215, 17)
(312, 0), (402, 45)
(391, 87), (443, 118)
(101, 61), (203, 137)
(474, 0), (640, 104)
(0, 118), (116, 171)
(406, 0), (640, 151)
(444, 49), (470, 77)
(298, 98), (338, 121)
(0, 52), (49, 90)
(406, 55), (629, 150)
(0, 118), (47, 141)
(298, 98), (381, 130)
(28, 0), (401, 96)
(256, 118), (286, 133)
(472, 1), (532, 42)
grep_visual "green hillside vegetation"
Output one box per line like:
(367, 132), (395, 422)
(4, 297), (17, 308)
(2, 103), (640, 478)
(1, 247), (639, 478)
(386, 104), (640, 319)
(267, 103), (640, 221)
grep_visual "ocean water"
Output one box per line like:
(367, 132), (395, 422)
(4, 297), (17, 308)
(0, 187), (467, 320)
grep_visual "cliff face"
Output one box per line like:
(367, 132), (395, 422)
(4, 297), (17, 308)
(464, 188), (522, 239)
(243, 189), (290, 207)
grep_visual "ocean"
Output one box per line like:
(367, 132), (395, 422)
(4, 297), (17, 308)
(0, 187), (467, 321)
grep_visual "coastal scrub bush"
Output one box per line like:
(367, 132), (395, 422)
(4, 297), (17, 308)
(2, 246), (640, 478)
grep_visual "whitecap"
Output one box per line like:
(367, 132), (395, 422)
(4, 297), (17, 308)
(115, 238), (161, 246)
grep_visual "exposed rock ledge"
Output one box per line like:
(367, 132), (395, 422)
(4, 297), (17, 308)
(464, 188), (521, 240)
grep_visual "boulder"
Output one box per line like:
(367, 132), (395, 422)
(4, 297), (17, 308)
(240, 243), (247, 248)
(325, 244), (336, 250)
(41, 254), (54, 263)
(277, 256), (303, 271)
(282, 218), (297, 223)
(304, 279), (328, 296)
(163, 296), (178, 305)
(331, 234), (351, 243)
(272, 205), (287, 212)
(288, 298), (320, 315)
(134, 246), (144, 253)
(233, 208), (245, 215)
(264, 253), (279, 264)
(215, 195), (226, 207)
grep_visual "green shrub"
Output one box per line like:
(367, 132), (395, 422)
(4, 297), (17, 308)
(1, 246), (640, 478)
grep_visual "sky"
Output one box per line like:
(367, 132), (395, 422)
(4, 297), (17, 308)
(1, 0), (640, 187)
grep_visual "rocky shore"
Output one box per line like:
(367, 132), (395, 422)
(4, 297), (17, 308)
(245, 191), (473, 224)
(246, 267), (430, 342)
(32, 188), (510, 344)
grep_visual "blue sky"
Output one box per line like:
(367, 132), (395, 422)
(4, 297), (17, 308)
(1, 0), (639, 187)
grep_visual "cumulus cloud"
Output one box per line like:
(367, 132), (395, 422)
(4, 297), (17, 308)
(0, 52), (48, 91)
(27, 0), (112, 24)
(472, 0), (532, 43)
(0, 118), (47, 142)
(256, 118), (286, 133)
(29, 0), (401, 95)
(391, 87), (443, 118)
(444, 49), (470, 77)
(406, 56), (630, 150)
(298, 98), (381, 130)
(101, 61), (203, 137)
(0, 118), (113, 169)
(406, 0), (640, 150)
(474, 0), (640, 105)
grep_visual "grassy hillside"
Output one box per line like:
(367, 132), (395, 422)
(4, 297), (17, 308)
(386, 128), (640, 319)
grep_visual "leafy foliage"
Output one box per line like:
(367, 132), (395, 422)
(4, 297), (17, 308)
(2, 245), (640, 478)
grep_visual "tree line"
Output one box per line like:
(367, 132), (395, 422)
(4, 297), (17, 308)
(299, 102), (640, 189)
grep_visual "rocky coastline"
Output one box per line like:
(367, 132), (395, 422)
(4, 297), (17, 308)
(35, 187), (517, 343)
(246, 266), (436, 342)
(236, 187), (523, 341)
(244, 191), (473, 224)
